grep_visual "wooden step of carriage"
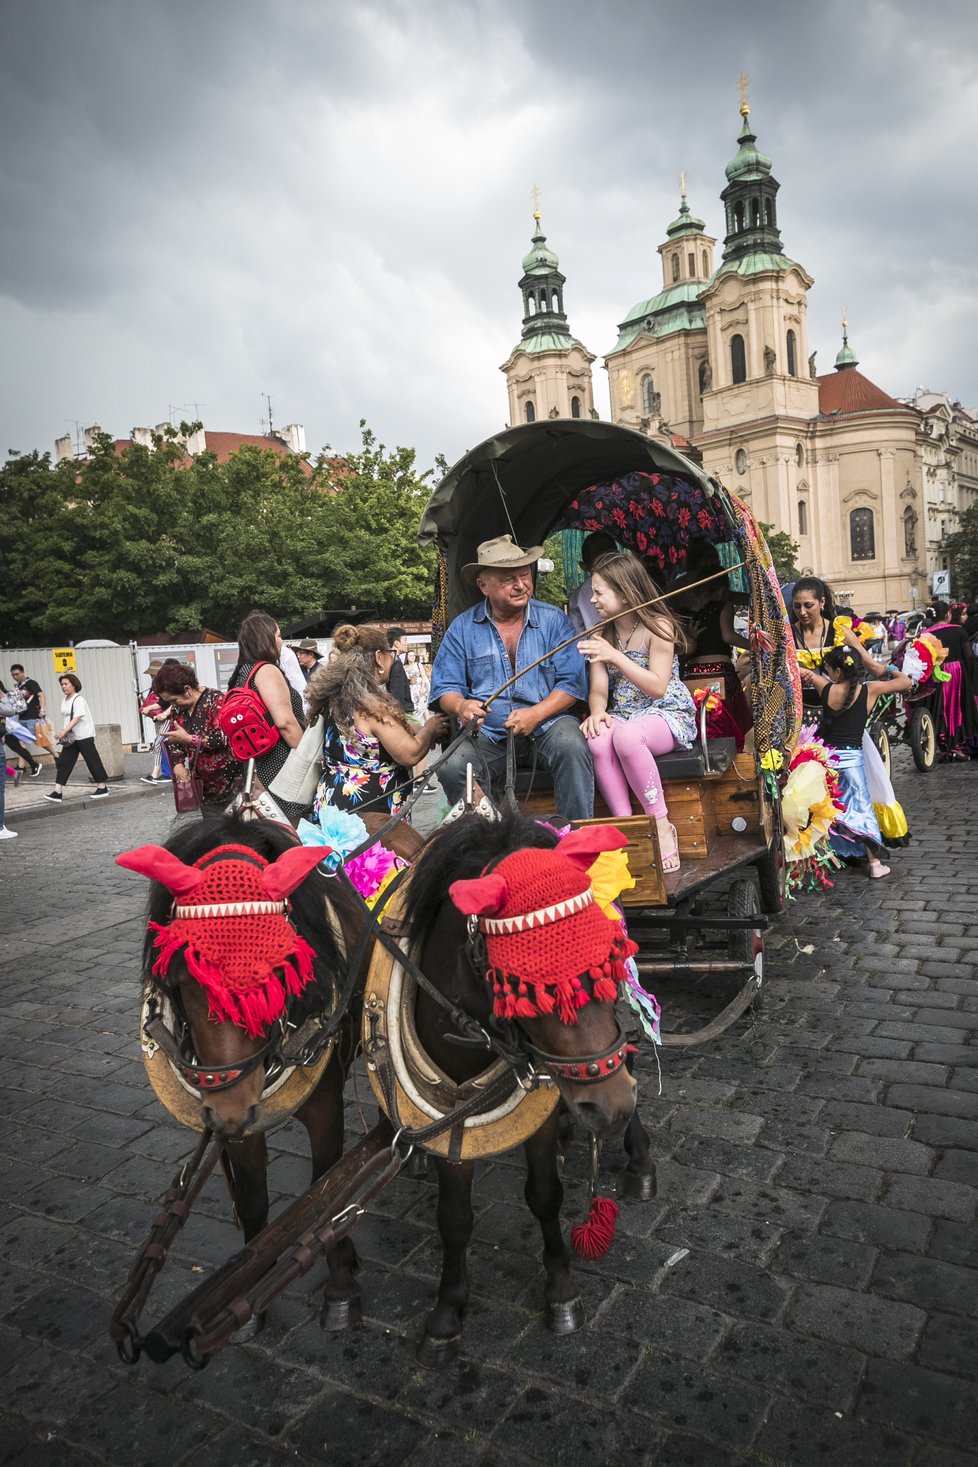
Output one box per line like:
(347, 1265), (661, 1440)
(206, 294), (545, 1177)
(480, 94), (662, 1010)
(512, 743), (766, 908)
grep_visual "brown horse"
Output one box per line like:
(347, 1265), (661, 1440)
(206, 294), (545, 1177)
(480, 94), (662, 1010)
(392, 810), (645, 1366)
(118, 813), (377, 1329)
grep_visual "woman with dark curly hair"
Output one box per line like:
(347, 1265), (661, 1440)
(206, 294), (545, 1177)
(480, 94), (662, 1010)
(152, 662), (240, 816)
(306, 624), (447, 818)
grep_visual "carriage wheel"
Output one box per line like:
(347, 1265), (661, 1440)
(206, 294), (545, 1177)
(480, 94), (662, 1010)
(909, 707), (937, 772)
(727, 880), (764, 1005)
(869, 722), (891, 778)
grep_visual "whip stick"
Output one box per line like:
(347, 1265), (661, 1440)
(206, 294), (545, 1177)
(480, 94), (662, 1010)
(480, 561), (744, 711)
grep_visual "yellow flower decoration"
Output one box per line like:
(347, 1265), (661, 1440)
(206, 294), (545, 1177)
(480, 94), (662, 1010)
(587, 849), (636, 917)
(364, 865), (400, 910)
(759, 749), (784, 772)
(782, 761), (837, 863)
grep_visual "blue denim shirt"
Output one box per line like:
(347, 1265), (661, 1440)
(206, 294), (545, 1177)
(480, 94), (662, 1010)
(429, 598), (587, 742)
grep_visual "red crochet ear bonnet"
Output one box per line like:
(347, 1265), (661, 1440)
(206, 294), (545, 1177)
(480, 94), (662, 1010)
(116, 842), (328, 1037)
(449, 826), (637, 1025)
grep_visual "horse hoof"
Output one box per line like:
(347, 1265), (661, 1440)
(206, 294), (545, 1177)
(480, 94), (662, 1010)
(622, 1169), (657, 1202)
(545, 1298), (585, 1335)
(415, 1330), (460, 1369)
(401, 1150), (430, 1182)
(320, 1294), (362, 1332)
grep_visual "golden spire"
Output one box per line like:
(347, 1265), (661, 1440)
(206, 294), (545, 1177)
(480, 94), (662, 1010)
(531, 183), (541, 223)
(842, 304), (849, 342)
(738, 70), (750, 117)
(678, 169), (688, 198)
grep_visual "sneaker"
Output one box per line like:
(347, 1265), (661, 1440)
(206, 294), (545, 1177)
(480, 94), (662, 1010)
(29, 765), (42, 777)
(90, 787), (109, 799)
(140, 773), (170, 785)
(0, 826), (17, 839)
(43, 791), (63, 803)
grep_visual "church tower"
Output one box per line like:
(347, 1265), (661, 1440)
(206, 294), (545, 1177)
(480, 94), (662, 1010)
(697, 84), (819, 439)
(501, 203), (595, 424)
(604, 179), (716, 441)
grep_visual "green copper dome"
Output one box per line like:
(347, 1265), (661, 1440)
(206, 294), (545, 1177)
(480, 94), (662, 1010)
(725, 113), (773, 182)
(666, 194), (706, 239)
(835, 324), (859, 370)
(522, 219), (559, 275)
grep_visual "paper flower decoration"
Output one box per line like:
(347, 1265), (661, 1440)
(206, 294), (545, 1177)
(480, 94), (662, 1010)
(296, 805), (368, 871)
(345, 842), (401, 905)
(587, 848), (636, 917)
(782, 760), (839, 863)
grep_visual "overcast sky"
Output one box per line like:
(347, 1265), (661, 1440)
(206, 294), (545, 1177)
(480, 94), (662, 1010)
(2, 0), (976, 474)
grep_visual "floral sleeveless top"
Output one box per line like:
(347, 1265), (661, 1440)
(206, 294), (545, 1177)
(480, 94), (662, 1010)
(609, 650), (696, 748)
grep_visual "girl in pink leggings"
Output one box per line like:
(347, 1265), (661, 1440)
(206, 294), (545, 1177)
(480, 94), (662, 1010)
(578, 553), (696, 872)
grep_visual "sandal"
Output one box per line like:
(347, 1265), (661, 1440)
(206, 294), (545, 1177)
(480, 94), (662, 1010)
(657, 819), (681, 874)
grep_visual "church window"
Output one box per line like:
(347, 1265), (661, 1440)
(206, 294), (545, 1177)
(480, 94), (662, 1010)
(786, 329), (797, 377)
(702, 250), (709, 275)
(798, 500), (808, 536)
(751, 197), (760, 226)
(641, 375), (655, 414)
(850, 507), (876, 561)
(571, 396), (581, 419)
(524, 401), (536, 423)
(734, 202), (745, 232)
(538, 290), (548, 313)
(688, 251), (695, 274)
(765, 198), (774, 225)
(735, 448), (748, 476)
(671, 253), (680, 282)
(795, 442), (804, 466)
(527, 296), (536, 315)
(552, 289), (560, 313)
(730, 333), (746, 384)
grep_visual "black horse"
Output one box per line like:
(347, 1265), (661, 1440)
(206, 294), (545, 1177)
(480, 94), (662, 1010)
(125, 813), (369, 1328)
(395, 809), (652, 1366)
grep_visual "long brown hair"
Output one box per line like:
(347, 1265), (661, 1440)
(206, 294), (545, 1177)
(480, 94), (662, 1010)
(305, 624), (414, 734)
(589, 552), (688, 652)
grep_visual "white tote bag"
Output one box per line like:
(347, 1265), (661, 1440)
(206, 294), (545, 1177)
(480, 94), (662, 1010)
(268, 716), (325, 808)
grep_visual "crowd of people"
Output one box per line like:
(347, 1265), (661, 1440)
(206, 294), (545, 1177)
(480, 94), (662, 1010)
(3, 542), (976, 868)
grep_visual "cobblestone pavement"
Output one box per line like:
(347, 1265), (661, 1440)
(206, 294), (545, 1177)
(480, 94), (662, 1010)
(1, 750), (976, 1467)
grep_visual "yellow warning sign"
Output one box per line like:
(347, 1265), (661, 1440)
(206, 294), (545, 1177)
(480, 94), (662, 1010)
(53, 647), (77, 675)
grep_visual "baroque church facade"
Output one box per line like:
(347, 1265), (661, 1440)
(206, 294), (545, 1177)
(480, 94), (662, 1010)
(502, 96), (937, 611)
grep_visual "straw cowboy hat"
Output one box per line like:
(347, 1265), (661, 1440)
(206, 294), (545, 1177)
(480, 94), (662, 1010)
(462, 534), (544, 586)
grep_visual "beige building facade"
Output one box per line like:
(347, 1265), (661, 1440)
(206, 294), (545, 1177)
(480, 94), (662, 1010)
(902, 390), (978, 597)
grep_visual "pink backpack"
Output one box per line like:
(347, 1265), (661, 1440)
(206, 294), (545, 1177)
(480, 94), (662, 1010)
(218, 662), (279, 760)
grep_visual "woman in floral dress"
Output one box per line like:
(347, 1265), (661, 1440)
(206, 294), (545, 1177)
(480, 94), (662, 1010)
(306, 625), (447, 820)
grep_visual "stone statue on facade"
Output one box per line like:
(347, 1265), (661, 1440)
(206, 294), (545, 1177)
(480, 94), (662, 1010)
(763, 345), (776, 375)
(808, 351), (818, 380)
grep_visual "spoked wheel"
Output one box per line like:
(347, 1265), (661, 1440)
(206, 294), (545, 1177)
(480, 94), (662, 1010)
(869, 722), (891, 778)
(909, 707), (937, 772)
(727, 879), (764, 1005)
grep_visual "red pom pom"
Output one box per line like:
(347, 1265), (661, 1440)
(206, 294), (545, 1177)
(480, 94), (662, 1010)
(571, 1194), (619, 1259)
(573, 987), (590, 1009)
(593, 977), (617, 1003)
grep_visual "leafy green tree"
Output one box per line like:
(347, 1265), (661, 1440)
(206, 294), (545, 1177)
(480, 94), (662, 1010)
(533, 533), (569, 610)
(313, 422), (437, 618)
(758, 520), (800, 583)
(945, 501), (978, 600)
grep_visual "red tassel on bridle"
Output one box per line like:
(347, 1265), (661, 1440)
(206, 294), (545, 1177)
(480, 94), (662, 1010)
(571, 1136), (620, 1259)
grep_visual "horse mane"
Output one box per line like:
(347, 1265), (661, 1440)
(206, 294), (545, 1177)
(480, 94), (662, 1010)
(402, 810), (559, 945)
(141, 814), (359, 1015)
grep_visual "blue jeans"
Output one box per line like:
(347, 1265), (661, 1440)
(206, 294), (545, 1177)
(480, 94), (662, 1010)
(438, 715), (594, 823)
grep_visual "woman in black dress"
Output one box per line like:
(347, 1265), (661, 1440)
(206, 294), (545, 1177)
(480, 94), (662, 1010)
(926, 601), (978, 757)
(228, 610), (308, 823)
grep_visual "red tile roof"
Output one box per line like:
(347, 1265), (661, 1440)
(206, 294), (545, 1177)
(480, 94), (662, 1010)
(817, 369), (907, 417)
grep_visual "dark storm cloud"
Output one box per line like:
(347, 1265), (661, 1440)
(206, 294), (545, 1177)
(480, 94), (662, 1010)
(2, 0), (976, 469)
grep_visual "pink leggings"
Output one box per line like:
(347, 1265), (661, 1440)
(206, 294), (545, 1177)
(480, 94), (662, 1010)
(588, 713), (678, 818)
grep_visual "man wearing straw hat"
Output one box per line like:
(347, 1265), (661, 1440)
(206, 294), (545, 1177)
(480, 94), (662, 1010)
(429, 535), (593, 822)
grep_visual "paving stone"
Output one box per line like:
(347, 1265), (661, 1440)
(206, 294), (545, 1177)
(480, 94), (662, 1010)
(913, 1043), (978, 1066)
(819, 1100), (913, 1138)
(858, 1059), (951, 1086)
(828, 1132), (934, 1175)
(621, 1355), (771, 1448)
(770, 1230), (877, 1288)
(915, 1311), (978, 1377)
(870, 1249), (978, 1317)
(933, 1150), (978, 1187)
(657, 1248), (790, 1323)
(857, 1357), (978, 1453)
(778, 1153), (882, 1202)
(665, 1136), (782, 1185)
(786, 1282), (924, 1358)
(716, 1318), (866, 1410)
(913, 1113), (978, 1152)
(752, 1397), (913, 1466)
(926, 1219), (978, 1269)
(882, 1174), (977, 1223)
(886, 1083), (978, 1121)
(591, 1289), (730, 1362)
(819, 1199), (931, 1253)
(652, 1203), (782, 1266)
(493, 1381), (651, 1461)
(661, 1103), (765, 1145)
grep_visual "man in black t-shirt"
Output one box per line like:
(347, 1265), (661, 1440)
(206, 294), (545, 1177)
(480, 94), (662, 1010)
(8, 664), (46, 777)
(386, 627), (415, 716)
